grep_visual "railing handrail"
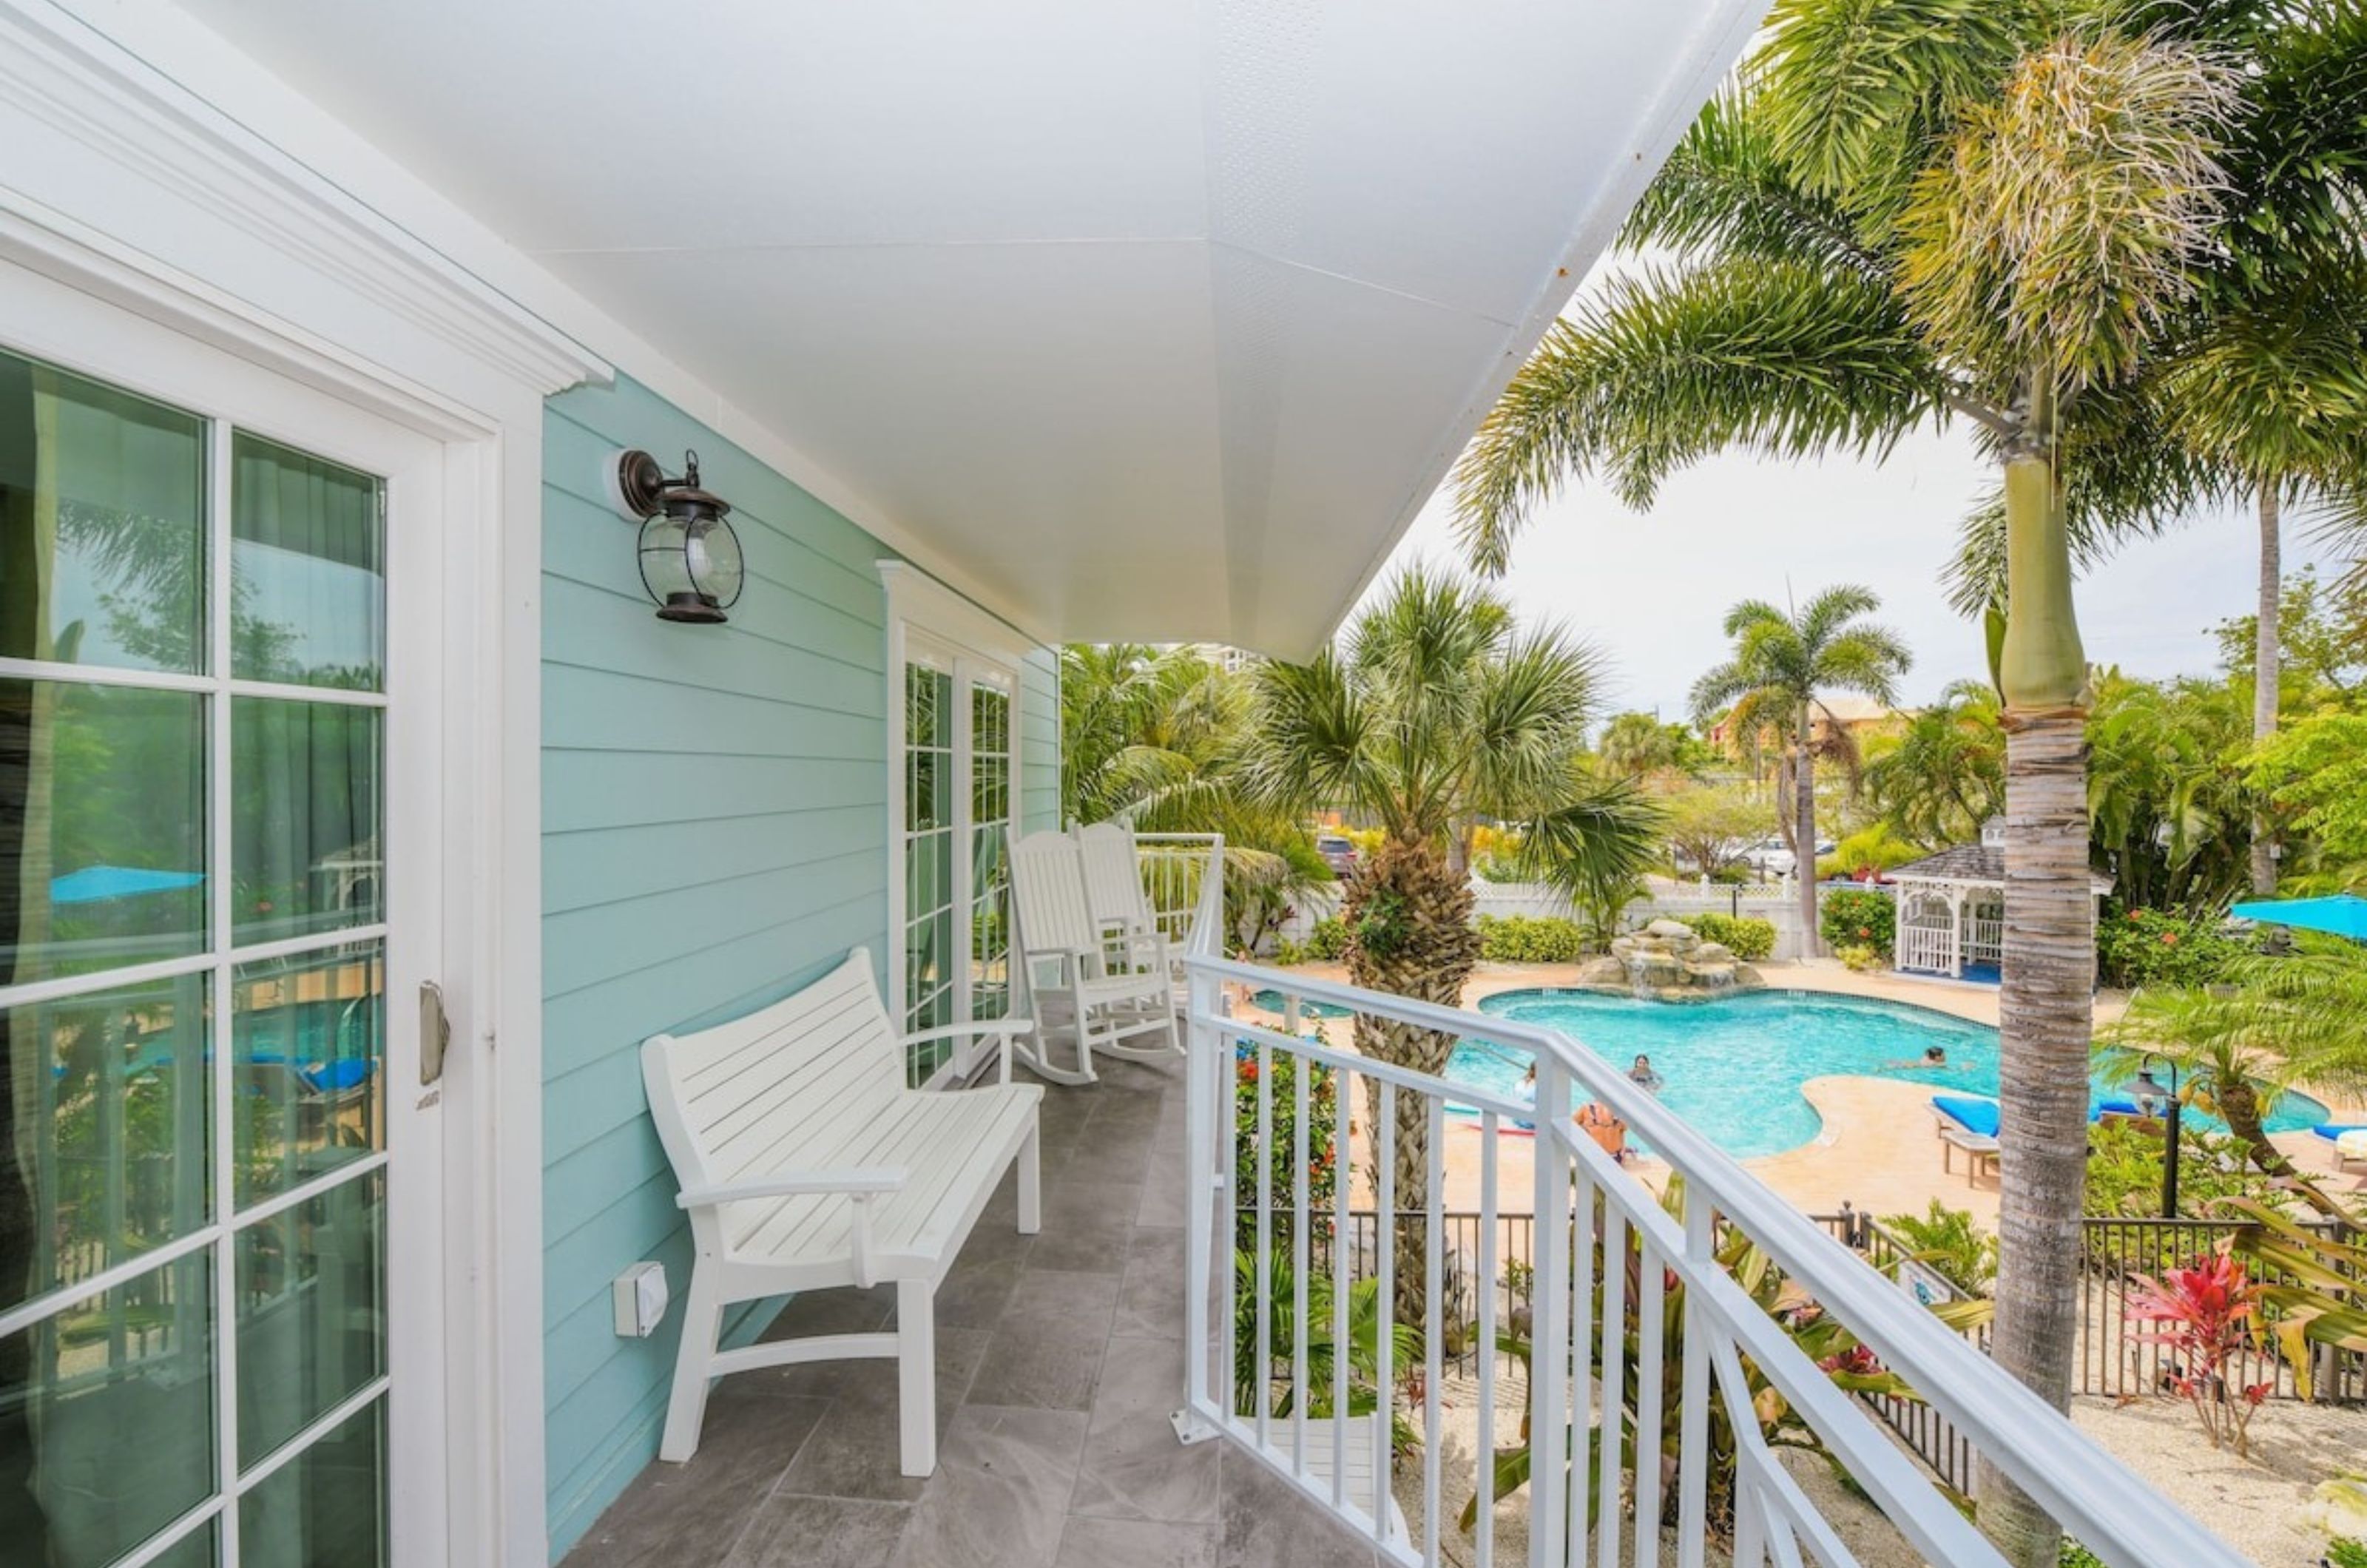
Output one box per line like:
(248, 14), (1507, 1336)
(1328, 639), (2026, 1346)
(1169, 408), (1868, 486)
(1135, 831), (1225, 958)
(1187, 952), (2246, 1568)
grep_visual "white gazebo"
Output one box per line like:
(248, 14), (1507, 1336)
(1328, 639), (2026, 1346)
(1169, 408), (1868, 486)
(1890, 820), (2114, 980)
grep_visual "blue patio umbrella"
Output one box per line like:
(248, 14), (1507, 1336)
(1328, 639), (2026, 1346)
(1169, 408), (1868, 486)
(2229, 893), (2367, 942)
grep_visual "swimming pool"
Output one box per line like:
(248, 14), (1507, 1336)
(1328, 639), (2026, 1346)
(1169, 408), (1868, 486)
(1455, 988), (2326, 1159)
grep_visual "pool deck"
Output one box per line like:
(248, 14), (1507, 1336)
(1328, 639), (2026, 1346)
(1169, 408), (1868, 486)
(1252, 959), (2367, 1226)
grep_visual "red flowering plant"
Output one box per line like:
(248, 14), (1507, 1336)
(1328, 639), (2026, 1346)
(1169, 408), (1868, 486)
(1233, 1035), (1340, 1237)
(2122, 1250), (2274, 1456)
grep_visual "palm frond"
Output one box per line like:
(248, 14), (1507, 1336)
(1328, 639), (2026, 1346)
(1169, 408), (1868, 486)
(1450, 259), (1942, 574)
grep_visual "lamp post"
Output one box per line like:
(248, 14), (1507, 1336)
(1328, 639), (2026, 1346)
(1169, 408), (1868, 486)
(2130, 1054), (2183, 1219)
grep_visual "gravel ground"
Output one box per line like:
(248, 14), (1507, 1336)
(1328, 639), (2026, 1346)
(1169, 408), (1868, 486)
(2071, 1394), (2367, 1567)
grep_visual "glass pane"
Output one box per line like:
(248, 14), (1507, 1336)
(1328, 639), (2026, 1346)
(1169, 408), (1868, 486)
(0, 348), (206, 675)
(0, 971), (209, 1315)
(237, 1398), (385, 1568)
(0, 680), (206, 984)
(0, 1251), (215, 1567)
(143, 1521), (217, 1568)
(233, 945), (383, 1206)
(231, 435), (384, 691)
(232, 698), (382, 944)
(237, 1169), (385, 1465)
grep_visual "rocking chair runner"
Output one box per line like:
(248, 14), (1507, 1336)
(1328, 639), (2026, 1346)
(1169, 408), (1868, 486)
(1009, 828), (1180, 1084)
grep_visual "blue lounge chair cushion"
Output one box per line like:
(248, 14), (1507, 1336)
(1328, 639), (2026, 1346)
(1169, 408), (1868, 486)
(2313, 1123), (2367, 1143)
(1932, 1095), (1999, 1138)
(2092, 1098), (2147, 1120)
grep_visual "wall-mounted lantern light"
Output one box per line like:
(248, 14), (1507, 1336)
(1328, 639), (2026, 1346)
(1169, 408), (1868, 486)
(608, 447), (745, 624)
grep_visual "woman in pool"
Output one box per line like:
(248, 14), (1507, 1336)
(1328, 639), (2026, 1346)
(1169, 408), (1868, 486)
(1882, 1044), (1949, 1071)
(1627, 1054), (1664, 1094)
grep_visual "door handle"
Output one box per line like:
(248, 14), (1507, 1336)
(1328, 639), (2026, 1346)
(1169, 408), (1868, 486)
(420, 980), (452, 1087)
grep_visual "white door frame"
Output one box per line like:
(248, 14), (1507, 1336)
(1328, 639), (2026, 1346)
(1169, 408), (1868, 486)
(880, 562), (1030, 1082)
(0, 210), (512, 1566)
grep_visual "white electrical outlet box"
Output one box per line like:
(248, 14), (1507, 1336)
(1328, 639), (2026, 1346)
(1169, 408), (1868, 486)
(613, 1261), (669, 1338)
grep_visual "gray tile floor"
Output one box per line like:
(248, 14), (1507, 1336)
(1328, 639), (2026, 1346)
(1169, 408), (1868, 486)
(561, 1051), (1383, 1568)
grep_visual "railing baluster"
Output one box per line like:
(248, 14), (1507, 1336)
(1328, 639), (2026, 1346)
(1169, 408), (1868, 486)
(1291, 1035), (1311, 1475)
(1374, 1086), (1397, 1547)
(1220, 992), (1241, 1430)
(1424, 1097), (1445, 1567)
(1530, 1059), (1570, 1568)
(1476, 1111), (1500, 1568)
(1255, 1038), (1274, 1453)
(1567, 1162), (1596, 1564)
(1184, 959), (1216, 1427)
(1332, 1057), (1352, 1514)
(1595, 1204), (1626, 1568)
(1634, 1234), (1665, 1568)
(1676, 1190), (1711, 1568)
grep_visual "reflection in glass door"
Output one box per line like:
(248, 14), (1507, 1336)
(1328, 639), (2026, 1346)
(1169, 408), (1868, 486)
(0, 348), (394, 1566)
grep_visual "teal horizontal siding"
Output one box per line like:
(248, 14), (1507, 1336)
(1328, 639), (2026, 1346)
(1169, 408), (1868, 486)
(540, 376), (1059, 1562)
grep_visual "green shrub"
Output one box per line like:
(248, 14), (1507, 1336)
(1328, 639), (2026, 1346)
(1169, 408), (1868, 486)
(1473, 914), (1589, 962)
(2326, 1538), (2367, 1568)
(1706, 862), (1756, 885)
(1678, 912), (1776, 961)
(2082, 1120), (2280, 1219)
(1820, 887), (1896, 959)
(1835, 943), (1884, 973)
(2094, 907), (2250, 990)
(1878, 1201), (1996, 1296)
(1235, 1046), (1339, 1217)
(1269, 937), (1310, 966)
(1304, 916), (1351, 962)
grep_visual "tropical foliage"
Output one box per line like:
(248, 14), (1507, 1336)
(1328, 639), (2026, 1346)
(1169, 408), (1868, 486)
(1880, 1201), (1998, 1297)
(1473, 915), (1590, 964)
(1819, 888), (1896, 960)
(1863, 681), (2005, 849)
(2093, 908), (2251, 990)
(2123, 1253), (2275, 1456)
(1661, 781), (1777, 880)
(2100, 943), (2367, 1214)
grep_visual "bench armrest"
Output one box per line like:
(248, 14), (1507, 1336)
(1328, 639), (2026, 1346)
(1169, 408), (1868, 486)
(898, 1018), (1039, 1083)
(675, 1167), (908, 1209)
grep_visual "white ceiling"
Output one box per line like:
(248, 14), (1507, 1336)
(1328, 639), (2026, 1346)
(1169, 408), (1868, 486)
(172, 0), (1757, 654)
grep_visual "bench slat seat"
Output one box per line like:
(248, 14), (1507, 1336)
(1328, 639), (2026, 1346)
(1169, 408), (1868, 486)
(643, 948), (1042, 1477)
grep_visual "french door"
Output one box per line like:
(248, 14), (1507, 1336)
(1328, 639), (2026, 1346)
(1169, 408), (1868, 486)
(0, 287), (445, 1567)
(898, 643), (1016, 1084)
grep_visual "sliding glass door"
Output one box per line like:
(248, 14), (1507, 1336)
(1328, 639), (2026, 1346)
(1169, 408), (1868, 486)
(0, 335), (437, 1566)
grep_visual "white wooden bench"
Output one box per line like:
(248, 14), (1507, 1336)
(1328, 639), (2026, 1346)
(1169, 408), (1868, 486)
(641, 948), (1042, 1476)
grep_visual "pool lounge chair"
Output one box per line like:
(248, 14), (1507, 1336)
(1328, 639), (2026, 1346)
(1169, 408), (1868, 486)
(1931, 1095), (2001, 1185)
(2313, 1123), (2367, 1172)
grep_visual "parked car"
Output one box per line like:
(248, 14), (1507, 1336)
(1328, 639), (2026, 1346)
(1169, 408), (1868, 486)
(1740, 838), (1796, 877)
(1314, 833), (1360, 876)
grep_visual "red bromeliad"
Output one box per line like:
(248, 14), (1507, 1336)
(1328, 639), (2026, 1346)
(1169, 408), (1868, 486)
(2124, 1251), (2275, 1457)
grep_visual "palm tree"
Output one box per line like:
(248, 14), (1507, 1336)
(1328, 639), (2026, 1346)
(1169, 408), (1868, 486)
(1866, 680), (2005, 849)
(2101, 944), (2367, 1223)
(1690, 587), (1909, 956)
(1449, 8), (2262, 1555)
(1240, 566), (1658, 1317)
(1596, 711), (1704, 785)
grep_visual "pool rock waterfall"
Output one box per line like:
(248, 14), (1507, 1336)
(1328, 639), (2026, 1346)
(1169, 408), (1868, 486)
(1580, 919), (1766, 1002)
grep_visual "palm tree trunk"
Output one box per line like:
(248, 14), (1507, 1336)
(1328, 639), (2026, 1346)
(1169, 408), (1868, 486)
(2250, 483), (2281, 896)
(1980, 448), (2092, 1568)
(1795, 710), (1820, 957)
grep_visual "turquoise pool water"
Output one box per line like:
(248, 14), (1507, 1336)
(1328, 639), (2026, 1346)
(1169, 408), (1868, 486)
(1249, 987), (1358, 1021)
(1456, 988), (2327, 1160)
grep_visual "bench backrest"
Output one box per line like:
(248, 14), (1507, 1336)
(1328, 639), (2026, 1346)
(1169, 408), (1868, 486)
(641, 948), (903, 1197)
(1074, 822), (1152, 937)
(1010, 829), (1097, 959)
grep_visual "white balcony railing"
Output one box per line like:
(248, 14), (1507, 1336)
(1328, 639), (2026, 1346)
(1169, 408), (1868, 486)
(1135, 831), (1227, 963)
(1174, 955), (2247, 1568)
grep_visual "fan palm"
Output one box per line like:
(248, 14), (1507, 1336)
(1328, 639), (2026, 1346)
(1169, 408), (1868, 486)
(1240, 566), (1658, 1317)
(1448, 6), (2278, 1555)
(1690, 586), (1910, 953)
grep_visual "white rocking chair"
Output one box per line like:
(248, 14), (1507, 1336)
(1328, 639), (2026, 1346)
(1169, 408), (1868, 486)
(1073, 820), (1181, 985)
(1009, 828), (1179, 1084)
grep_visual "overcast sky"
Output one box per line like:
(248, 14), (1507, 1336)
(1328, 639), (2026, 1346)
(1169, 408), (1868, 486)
(1374, 425), (2347, 724)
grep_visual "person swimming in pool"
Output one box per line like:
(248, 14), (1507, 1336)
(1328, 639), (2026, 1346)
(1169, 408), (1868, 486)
(1627, 1054), (1664, 1094)
(1882, 1044), (1950, 1070)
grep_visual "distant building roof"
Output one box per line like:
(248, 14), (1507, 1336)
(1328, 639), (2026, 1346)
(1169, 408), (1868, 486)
(1890, 842), (2114, 895)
